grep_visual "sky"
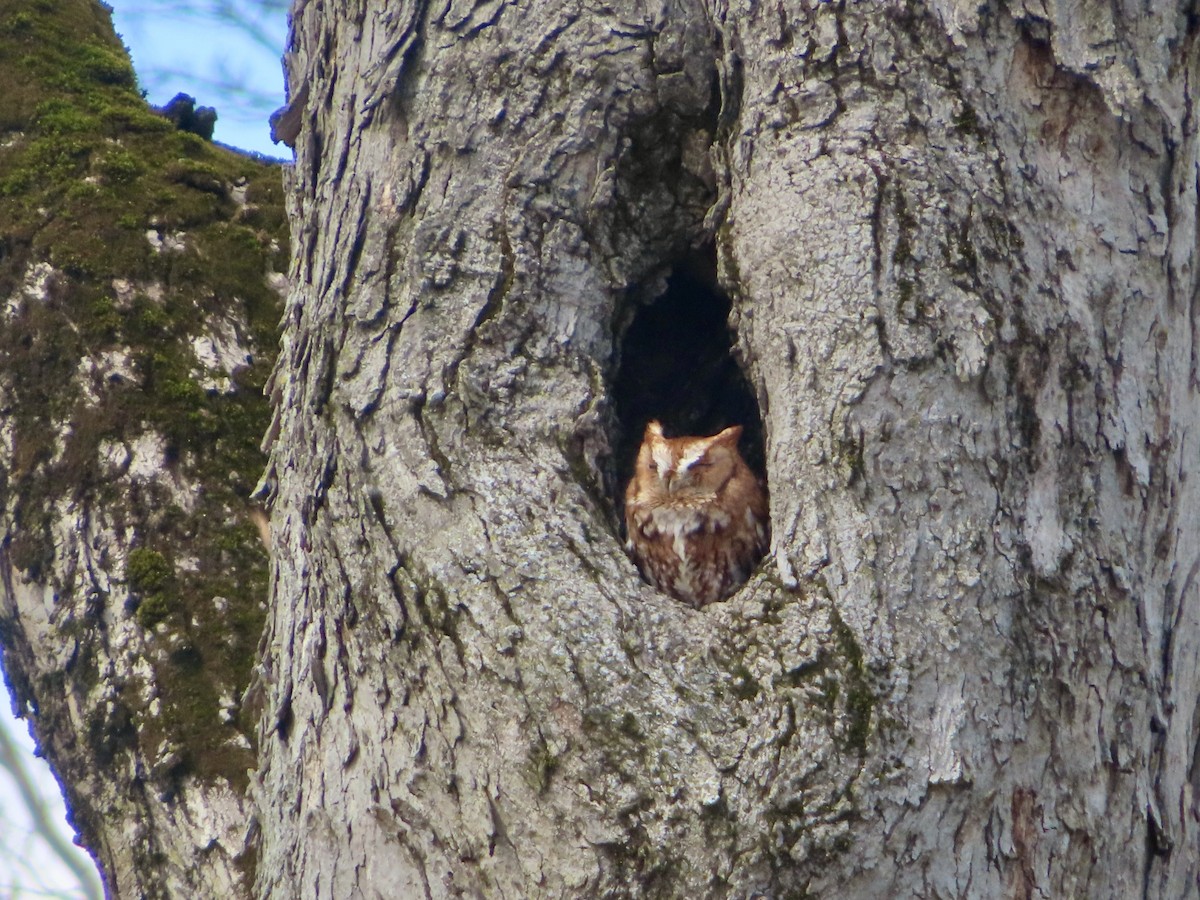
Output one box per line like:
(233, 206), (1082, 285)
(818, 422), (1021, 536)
(109, 1), (290, 157)
(0, 4), (290, 896)
(0, 702), (103, 898)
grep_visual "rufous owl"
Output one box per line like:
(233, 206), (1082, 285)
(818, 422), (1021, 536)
(624, 420), (769, 607)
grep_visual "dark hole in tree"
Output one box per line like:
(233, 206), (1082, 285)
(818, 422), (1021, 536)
(613, 245), (767, 521)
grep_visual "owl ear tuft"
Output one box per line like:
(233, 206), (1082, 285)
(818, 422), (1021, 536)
(714, 424), (743, 444)
(646, 420), (664, 439)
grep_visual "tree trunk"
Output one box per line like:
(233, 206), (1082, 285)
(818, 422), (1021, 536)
(0, 2), (286, 896)
(258, 0), (1200, 897)
(2, 0), (1198, 897)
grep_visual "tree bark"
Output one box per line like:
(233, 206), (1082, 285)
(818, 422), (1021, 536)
(3, 0), (1198, 897)
(258, 0), (1200, 897)
(0, 2), (286, 896)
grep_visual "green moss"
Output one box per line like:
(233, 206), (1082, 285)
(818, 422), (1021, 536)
(728, 663), (761, 701)
(127, 549), (176, 628)
(97, 103), (173, 135)
(816, 673), (840, 712)
(830, 610), (873, 754)
(202, 222), (276, 299)
(126, 548), (172, 593)
(4, 12), (36, 35)
(8, 530), (53, 581)
(65, 179), (100, 201)
(33, 98), (100, 134)
(618, 711), (643, 739)
(74, 41), (135, 87)
(134, 592), (173, 629)
(0, 0), (285, 828)
(525, 740), (560, 793)
(833, 431), (865, 485)
(896, 278), (926, 319)
(581, 706), (650, 764)
(892, 191), (914, 267)
(843, 681), (874, 752)
(165, 158), (226, 195)
(97, 148), (143, 184)
(84, 294), (121, 340)
(831, 611), (863, 670)
(0, 3), (142, 132)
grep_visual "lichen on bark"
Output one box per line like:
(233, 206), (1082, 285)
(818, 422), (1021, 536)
(0, 1), (288, 895)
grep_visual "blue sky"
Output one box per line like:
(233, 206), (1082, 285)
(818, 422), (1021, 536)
(110, 2), (290, 157)
(0, 708), (102, 898)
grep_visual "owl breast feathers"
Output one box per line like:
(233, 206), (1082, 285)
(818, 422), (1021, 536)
(624, 420), (769, 607)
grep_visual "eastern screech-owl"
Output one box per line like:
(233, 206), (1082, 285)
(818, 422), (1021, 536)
(624, 420), (769, 607)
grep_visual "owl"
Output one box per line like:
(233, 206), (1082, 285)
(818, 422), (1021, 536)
(624, 420), (769, 607)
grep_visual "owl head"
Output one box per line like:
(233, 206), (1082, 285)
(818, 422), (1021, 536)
(633, 420), (745, 501)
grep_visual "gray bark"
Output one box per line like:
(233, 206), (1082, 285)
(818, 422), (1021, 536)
(2, 0), (1197, 897)
(258, 0), (1200, 897)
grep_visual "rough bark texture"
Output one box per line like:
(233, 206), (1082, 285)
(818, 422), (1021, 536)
(0, 2), (287, 896)
(1, 0), (1197, 897)
(722, 1), (1200, 895)
(258, 0), (1200, 897)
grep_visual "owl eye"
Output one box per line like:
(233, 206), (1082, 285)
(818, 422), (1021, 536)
(648, 462), (659, 472)
(692, 460), (712, 469)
